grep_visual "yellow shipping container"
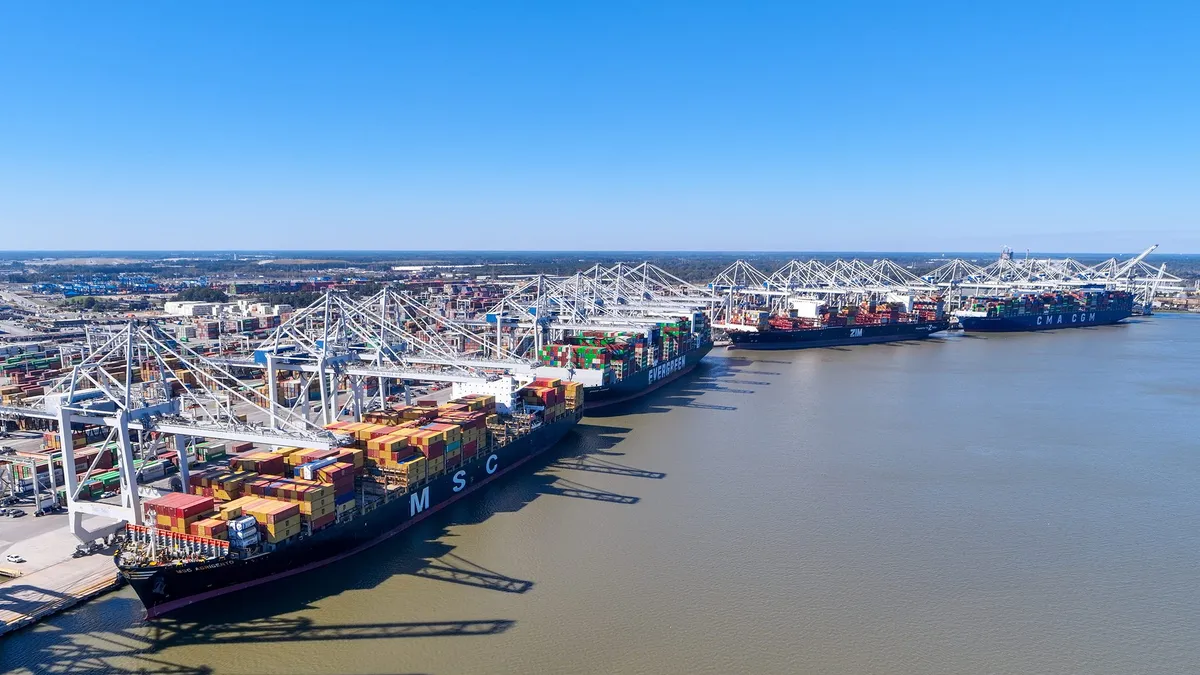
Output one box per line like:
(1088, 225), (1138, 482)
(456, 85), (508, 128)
(399, 455), (427, 482)
(427, 455), (445, 476)
(342, 447), (365, 468)
(368, 433), (409, 453)
(340, 422), (372, 435)
(298, 497), (336, 517)
(353, 424), (388, 442)
(262, 514), (301, 534)
(263, 524), (301, 544)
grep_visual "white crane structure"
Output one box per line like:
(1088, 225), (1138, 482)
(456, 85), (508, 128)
(219, 287), (538, 426)
(923, 245), (1185, 313)
(0, 321), (347, 543)
(484, 263), (717, 357)
(478, 263), (718, 387)
(0, 287), (551, 544)
(710, 258), (938, 328)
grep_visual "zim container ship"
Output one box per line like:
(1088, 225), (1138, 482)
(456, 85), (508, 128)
(116, 381), (583, 617)
(725, 296), (949, 350)
(534, 313), (713, 409)
(956, 288), (1134, 332)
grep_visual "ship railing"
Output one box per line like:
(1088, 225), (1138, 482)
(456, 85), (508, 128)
(124, 523), (229, 563)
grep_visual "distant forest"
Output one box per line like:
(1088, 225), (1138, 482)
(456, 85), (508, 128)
(3, 251), (1198, 285)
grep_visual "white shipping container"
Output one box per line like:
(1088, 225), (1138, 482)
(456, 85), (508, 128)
(139, 463), (166, 481)
(228, 515), (258, 532)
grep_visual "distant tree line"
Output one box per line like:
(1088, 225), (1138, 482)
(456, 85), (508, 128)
(171, 287), (229, 303)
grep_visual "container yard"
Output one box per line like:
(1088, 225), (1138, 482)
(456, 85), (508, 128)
(0, 248), (1187, 634)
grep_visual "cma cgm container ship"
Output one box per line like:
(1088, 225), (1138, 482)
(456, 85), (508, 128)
(726, 296), (949, 350)
(956, 288), (1134, 332)
(534, 313), (713, 408)
(117, 382), (582, 617)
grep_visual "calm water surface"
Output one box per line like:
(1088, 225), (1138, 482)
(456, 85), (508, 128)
(3, 313), (1199, 675)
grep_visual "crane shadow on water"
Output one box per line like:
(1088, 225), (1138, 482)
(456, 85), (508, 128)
(0, 424), (646, 675)
(0, 594), (482, 675)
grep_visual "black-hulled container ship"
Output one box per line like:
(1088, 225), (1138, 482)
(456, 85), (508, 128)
(117, 384), (582, 618)
(535, 313), (713, 409)
(726, 297), (949, 350)
(956, 288), (1134, 332)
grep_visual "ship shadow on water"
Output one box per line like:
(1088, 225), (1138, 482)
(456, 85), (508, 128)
(0, 424), (651, 675)
(591, 356), (780, 416)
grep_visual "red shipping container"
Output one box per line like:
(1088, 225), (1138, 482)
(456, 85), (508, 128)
(316, 462), (354, 483)
(463, 440), (478, 457)
(416, 440), (445, 460)
(230, 442), (254, 454)
(331, 476), (355, 495)
(310, 512), (336, 530)
(145, 492), (213, 519)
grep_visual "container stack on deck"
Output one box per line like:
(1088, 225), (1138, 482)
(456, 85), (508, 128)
(536, 315), (711, 383)
(966, 289), (1133, 318)
(127, 388), (572, 564)
(732, 298), (944, 330)
(521, 378), (568, 422)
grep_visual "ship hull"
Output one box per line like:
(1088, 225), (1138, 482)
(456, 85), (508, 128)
(119, 411), (581, 618)
(726, 321), (949, 350)
(583, 343), (712, 409)
(958, 308), (1131, 332)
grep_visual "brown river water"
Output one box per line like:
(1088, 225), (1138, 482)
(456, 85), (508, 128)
(3, 313), (1199, 675)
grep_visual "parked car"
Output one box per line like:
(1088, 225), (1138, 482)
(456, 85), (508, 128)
(6, 509), (23, 518)
(101, 491), (117, 499)
(5, 554), (24, 563)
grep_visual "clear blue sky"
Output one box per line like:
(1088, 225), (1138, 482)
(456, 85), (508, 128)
(1, 2), (1197, 253)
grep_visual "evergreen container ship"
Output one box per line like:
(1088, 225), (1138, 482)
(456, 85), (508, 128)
(116, 382), (583, 618)
(955, 288), (1134, 332)
(534, 313), (713, 409)
(725, 296), (950, 350)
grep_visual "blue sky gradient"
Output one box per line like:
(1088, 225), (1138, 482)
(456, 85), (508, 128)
(1, 2), (1197, 252)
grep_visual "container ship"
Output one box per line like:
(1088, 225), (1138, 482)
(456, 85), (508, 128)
(116, 380), (583, 618)
(534, 313), (712, 408)
(956, 288), (1134, 332)
(725, 296), (950, 350)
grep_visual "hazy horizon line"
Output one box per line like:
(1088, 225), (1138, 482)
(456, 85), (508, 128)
(1, 248), (1194, 257)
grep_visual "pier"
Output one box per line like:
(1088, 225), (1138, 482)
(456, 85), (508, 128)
(0, 518), (123, 636)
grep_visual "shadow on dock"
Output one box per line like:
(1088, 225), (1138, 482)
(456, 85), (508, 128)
(0, 582), (74, 620)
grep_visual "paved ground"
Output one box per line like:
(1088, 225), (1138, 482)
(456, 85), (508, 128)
(0, 512), (122, 635)
(0, 511), (119, 571)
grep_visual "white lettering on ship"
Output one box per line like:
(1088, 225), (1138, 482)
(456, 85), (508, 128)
(486, 454), (499, 475)
(1037, 312), (1097, 326)
(410, 487), (430, 516)
(452, 470), (467, 492)
(648, 355), (687, 384)
(850, 328), (864, 338)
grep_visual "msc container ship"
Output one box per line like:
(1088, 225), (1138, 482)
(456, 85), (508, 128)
(534, 313), (713, 409)
(956, 288), (1134, 332)
(725, 296), (949, 350)
(116, 382), (582, 618)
